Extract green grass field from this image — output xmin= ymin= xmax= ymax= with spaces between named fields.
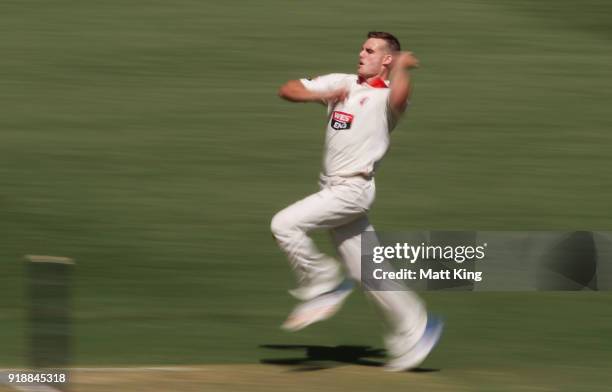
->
xmin=1 ymin=0 xmax=612 ymax=390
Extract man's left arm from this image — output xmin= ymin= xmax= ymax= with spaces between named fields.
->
xmin=388 ymin=52 xmax=419 ymax=115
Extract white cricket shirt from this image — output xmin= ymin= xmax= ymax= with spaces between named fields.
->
xmin=300 ymin=73 xmax=404 ymax=177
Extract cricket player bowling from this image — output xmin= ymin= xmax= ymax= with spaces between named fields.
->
xmin=271 ymin=32 xmax=443 ymax=371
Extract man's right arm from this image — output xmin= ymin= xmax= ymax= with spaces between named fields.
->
xmin=278 ymin=79 xmax=348 ymax=105
xmin=388 ymin=52 xmax=419 ymax=115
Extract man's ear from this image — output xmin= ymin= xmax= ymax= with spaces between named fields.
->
xmin=383 ymin=53 xmax=394 ymax=67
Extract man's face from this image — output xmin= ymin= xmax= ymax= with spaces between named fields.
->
xmin=358 ymin=38 xmax=393 ymax=78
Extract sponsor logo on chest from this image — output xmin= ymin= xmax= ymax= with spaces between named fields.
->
xmin=330 ymin=111 xmax=354 ymax=130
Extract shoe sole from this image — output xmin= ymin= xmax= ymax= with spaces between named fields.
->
xmin=281 ymin=281 xmax=354 ymax=331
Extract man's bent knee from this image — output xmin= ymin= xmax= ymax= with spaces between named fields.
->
xmin=270 ymin=210 xmax=293 ymax=239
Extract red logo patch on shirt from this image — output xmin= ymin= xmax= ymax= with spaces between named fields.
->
xmin=330 ymin=111 xmax=354 ymax=130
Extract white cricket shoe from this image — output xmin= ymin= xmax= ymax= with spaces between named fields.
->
xmin=281 ymin=280 xmax=354 ymax=332
xmin=385 ymin=314 xmax=444 ymax=372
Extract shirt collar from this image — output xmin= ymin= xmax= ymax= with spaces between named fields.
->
xmin=357 ymin=76 xmax=388 ymax=88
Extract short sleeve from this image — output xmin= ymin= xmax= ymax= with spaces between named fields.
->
xmin=300 ymin=73 xmax=351 ymax=93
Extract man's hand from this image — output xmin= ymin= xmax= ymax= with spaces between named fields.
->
xmin=392 ymin=51 xmax=419 ymax=70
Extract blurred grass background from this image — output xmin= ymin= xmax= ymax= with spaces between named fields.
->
xmin=1 ymin=0 xmax=611 ymax=386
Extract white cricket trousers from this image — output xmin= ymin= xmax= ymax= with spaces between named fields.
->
xmin=271 ymin=174 xmax=426 ymax=341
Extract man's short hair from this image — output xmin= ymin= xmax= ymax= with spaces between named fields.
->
xmin=367 ymin=31 xmax=401 ymax=52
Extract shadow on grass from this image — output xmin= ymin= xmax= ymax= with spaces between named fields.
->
xmin=259 ymin=344 xmax=439 ymax=373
